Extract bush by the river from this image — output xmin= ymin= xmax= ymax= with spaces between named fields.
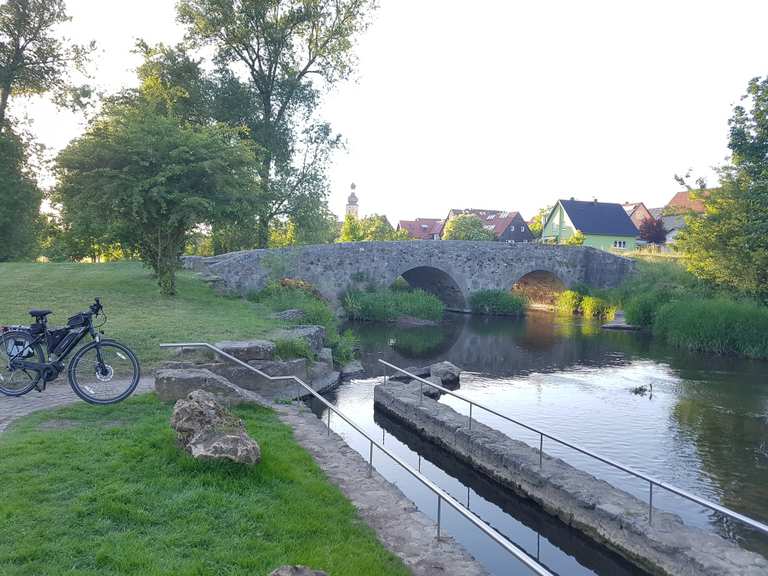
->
xmin=555 ymin=290 xmax=583 ymax=315
xmin=653 ymin=298 xmax=768 ymax=358
xmin=248 ymin=280 xmax=356 ymax=364
xmin=580 ymin=296 xmax=616 ymax=321
xmin=468 ymin=290 xmax=526 ymax=316
xmin=343 ymin=288 xmax=444 ymax=322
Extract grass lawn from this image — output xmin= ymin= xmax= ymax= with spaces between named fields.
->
xmin=0 ymin=395 xmax=410 ymax=576
xmin=0 ymin=262 xmax=281 ymax=368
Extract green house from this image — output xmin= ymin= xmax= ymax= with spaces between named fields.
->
xmin=541 ymin=199 xmax=638 ymax=251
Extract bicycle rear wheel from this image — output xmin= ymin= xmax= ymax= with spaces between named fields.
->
xmin=68 ymin=339 xmax=140 ymax=405
xmin=0 ymin=330 xmax=44 ymax=396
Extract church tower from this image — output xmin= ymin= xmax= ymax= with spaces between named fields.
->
xmin=346 ymin=183 xmax=359 ymax=217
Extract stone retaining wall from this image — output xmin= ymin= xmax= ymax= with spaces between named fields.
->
xmin=374 ymin=380 xmax=768 ymax=576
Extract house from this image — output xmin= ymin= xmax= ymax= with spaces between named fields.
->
xmin=441 ymin=209 xmax=534 ymax=243
xmin=622 ymin=202 xmax=654 ymax=230
xmin=397 ymin=218 xmax=443 ymax=240
xmin=541 ymin=198 xmax=638 ymax=251
xmin=646 ymin=188 xmax=714 ymax=243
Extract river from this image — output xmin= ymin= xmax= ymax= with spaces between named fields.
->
xmin=306 ymin=312 xmax=768 ymax=575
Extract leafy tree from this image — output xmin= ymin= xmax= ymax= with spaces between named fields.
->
xmin=639 ymin=217 xmax=666 ymax=244
xmin=528 ymin=205 xmax=552 ymax=238
xmin=337 ymin=214 xmax=406 ymax=242
xmin=678 ymin=76 xmax=768 ymax=300
xmin=442 ymin=214 xmax=495 ymax=241
xmin=176 ymin=0 xmax=375 ymax=248
xmin=564 ymin=230 xmax=585 ymax=245
xmin=54 ymin=103 xmax=256 ymax=295
xmin=0 ymin=0 xmax=93 ymax=128
xmin=0 ymin=128 xmax=41 ymax=260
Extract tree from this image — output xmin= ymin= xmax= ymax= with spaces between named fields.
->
xmin=638 ymin=217 xmax=666 ymax=244
xmin=442 ymin=214 xmax=495 ymax=241
xmin=0 ymin=0 xmax=93 ymax=129
xmin=564 ymin=230 xmax=585 ymax=245
xmin=177 ymin=0 xmax=375 ymax=248
xmin=677 ymin=76 xmax=768 ymax=300
xmin=337 ymin=213 xmax=407 ymax=242
xmin=54 ymin=103 xmax=256 ymax=295
xmin=0 ymin=128 xmax=41 ymax=260
xmin=528 ymin=205 xmax=552 ymax=238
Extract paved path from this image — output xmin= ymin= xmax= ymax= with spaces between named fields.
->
xmin=0 ymin=377 xmax=155 ymax=432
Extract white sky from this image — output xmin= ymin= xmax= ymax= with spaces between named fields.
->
xmin=16 ymin=0 xmax=768 ymax=223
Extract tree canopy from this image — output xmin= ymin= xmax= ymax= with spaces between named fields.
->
xmin=337 ymin=213 xmax=407 ymax=242
xmin=678 ymin=76 xmax=768 ymax=300
xmin=0 ymin=0 xmax=93 ymax=128
xmin=639 ymin=217 xmax=666 ymax=244
xmin=54 ymin=103 xmax=257 ymax=294
xmin=442 ymin=214 xmax=495 ymax=241
xmin=175 ymin=0 xmax=376 ymax=248
xmin=0 ymin=129 xmax=41 ymax=260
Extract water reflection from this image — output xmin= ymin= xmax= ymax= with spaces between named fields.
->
xmin=338 ymin=312 xmax=768 ymax=561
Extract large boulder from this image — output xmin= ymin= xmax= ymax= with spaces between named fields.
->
xmin=272 ymin=325 xmax=326 ymax=356
xmin=430 ymin=361 xmax=461 ymax=389
xmin=155 ymin=368 xmax=264 ymax=405
xmin=269 ymin=567 xmax=327 ymax=576
xmin=170 ymin=390 xmax=261 ymax=465
xmin=214 ymin=339 xmax=276 ymax=362
xmin=273 ymin=309 xmax=306 ymax=322
xmin=341 ymin=359 xmax=365 ymax=379
xmin=389 ymin=365 xmax=429 ymax=382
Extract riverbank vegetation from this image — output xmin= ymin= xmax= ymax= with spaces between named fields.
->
xmin=248 ymin=280 xmax=357 ymax=365
xmin=342 ymin=289 xmax=444 ymax=322
xmin=609 ymin=260 xmax=768 ymax=358
xmin=554 ymin=290 xmax=616 ymax=320
xmin=0 ymin=396 xmax=409 ymax=576
xmin=468 ymin=290 xmax=526 ymax=316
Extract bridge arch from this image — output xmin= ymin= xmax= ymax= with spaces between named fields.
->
xmin=392 ymin=265 xmax=467 ymax=310
xmin=510 ymin=269 xmax=567 ymax=307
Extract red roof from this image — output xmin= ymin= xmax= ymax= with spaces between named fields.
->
xmin=666 ymin=190 xmax=708 ymax=214
xmin=444 ymin=209 xmax=522 ymax=238
xmin=397 ymin=218 xmax=443 ymax=239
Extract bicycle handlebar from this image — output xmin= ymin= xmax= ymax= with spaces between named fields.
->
xmin=89 ymin=297 xmax=103 ymax=316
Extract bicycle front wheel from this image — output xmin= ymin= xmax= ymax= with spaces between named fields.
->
xmin=68 ymin=340 xmax=140 ymax=405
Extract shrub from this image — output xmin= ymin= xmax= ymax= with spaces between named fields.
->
xmin=624 ymin=290 xmax=671 ymax=327
xmin=580 ymin=295 xmax=616 ymax=320
xmin=275 ymin=338 xmax=314 ymax=360
xmin=468 ymin=290 xmax=526 ymax=316
xmin=555 ymin=290 xmax=583 ymax=314
xmin=343 ymin=289 xmax=444 ymax=322
xmin=653 ymin=298 xmax=768 ymax=358
xmin=331 ymin=329 xmax=359 ymax=365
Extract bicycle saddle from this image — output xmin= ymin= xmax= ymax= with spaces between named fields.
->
xmin=29 ymin=309 xmax=53 ymax=320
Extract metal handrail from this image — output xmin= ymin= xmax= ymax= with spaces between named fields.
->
xmin=161 ymin=343 xmax=553 ymax=576
xmin=379 ymin=359 xmax=768 ymax=536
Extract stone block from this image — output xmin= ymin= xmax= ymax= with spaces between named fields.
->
xmin=155 ymin=368 xmax=263 ymax=405
xmin=214 ymin=340 xmax=276 ymax=362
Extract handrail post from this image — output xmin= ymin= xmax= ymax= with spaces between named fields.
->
xmin=327 ymin=408 xmax=331 ymax=435
xmin=419 ymin=380 xmax=423 ymax=404
xmin=296 ymin=382 xmax=301 ymax=412
xmin=437 ymin=494 xmax=442 ymax=540
xmin=539 ymin=433 xmax=544 ymax=468
xmin=649 ymin=482 xmax=654 ymax=525
xmin=469 ymin=403 xmax=473 ymax=430
xmin=368 ymin=440 xmax=374 ymax=477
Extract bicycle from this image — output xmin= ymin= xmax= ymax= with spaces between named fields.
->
xmin=0 ymin=298 xmax=141 ymax=405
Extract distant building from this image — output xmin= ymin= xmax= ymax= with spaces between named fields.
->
xmin=541 ymin=198 xmax=638 ymax=251
xmin=622 ymin=202 xmax=654 ymax=231
xmin=441 ymin=209 xmax=534 ymax=243
xmin=345 ymin=183 xmax=359 ymax=218
xmin=397 ymin=218 xmax=443 ymax=240
xmin=647 ymin=188 xmax=714 ymax=243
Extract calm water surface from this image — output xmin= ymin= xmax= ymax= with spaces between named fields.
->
xmin=309 ymin=312 xmax=768 ymax=575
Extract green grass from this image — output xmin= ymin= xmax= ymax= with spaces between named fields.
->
xmin=468 ymin=290 xmax=526 ymax=316
xmin=0 ymin=395 xmax=409 ymax=576
xmin=0 ymin=262 xmax=282 ymax=368
xmin=342 ymin=289 xmax=444 ymax=322
xmin=580 ymin=296 xmax=616 ymax=321
xmin=555 ymin=290 xmax=583 ymax=315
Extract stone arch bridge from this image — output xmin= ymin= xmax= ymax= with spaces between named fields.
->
xmin=185 ymin=241 xmax=634 ymax=311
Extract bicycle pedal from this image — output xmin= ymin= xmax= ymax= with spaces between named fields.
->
xmin=34 ymin=382 xmax=46 ymax=392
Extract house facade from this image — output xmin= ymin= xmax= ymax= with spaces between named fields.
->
xmin=622 ymin=202 xmax=653 ymax=230
xmin=442 ymin=209 xmax=534 ymax=242
xmin=541 ymin=199 xmax=638 ymax=251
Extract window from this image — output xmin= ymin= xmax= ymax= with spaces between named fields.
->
xmin=510 ymin=225 xmax=515 ymax=231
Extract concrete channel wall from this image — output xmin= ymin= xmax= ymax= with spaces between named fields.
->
xmin=374 ymin=381 xmax=768 ymax=576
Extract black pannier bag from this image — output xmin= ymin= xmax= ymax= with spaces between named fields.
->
xmin=29 ymin=322 xmax=45 ymax=336
xmin=67 ymin=313 xmax=88 ymax=328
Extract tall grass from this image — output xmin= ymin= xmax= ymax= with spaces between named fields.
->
xmin=343 ymin=289 xmax=444 ymax=322
xmin=555 ymin=290 xmax=582 ymax=315
xmin=468 ymin=290 xmax=526 ymax=316
xmin=580 ymin=296 xmax=617 ymax=321
xmin=653 ymin=298 xmax=768 ymax=358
